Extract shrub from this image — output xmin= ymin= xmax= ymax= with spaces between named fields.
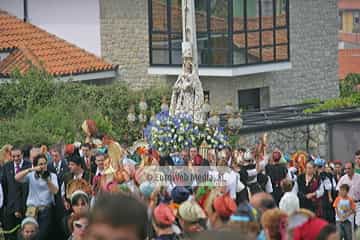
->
xmin=0 ymin=67 xmax=171 ymax=146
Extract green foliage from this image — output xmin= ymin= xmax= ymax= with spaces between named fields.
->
xmin=0 ymin=67 xmax=171 ymax=146
xmin=340 ymin=73 xmax=360 ymax=97
xmin=303 ymin=96 xmax=360 ymax=114
xmin=303 ymin=74 xmax=360 ymax=114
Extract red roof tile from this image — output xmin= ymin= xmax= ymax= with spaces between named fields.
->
xmin=339 ymin=49 xmax=360 ymax=79
xmin=338 ymin=0 xmax=360 ymax=10
xmin=0 ymin=10 xmax=116 ymax=77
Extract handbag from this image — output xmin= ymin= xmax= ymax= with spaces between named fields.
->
xmin=25 ymin=206 xmax=39 ymax=219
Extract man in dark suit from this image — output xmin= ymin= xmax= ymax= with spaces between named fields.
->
xmin=62 ymin=154 xmax=92 ymax=209
xmin=47 ymin=147 xmax=70 ymax=240
xmin=1 ymin=147 xmax=31 ymax=240
xmin=80 ymin=143 xmax=97 ymax=175
xmin=48 ymin=147 xmax=69 ymax=186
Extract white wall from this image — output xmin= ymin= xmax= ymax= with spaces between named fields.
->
xmin=0 ymin=0 xmax=101 ymax=56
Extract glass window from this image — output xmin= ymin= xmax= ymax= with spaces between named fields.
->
xmin=262 ymin=30 xmax=274 ymax=46
xmin=151 ymin=34 xmax=169 ymax=48
xmin=152 ymin=49 xmax=169 ymax=64
xmin=238 ymin=88 xmax=260 ymax=111
xmin=195 ymin=0 xmax=208 ymax=33
xmin=170 ymin=0 xmax=182 ymax=32
xmin=354 ymin=11 xmax=360 ymax=33
xmin=261 ymin=0 xmax=273 ymax=29
xmin=233 ymin=0 xmax=245 ymax=32
xmin=247 ymin=32 xmax=260 ymax=47
xmin=262 ymin=46 xmax=274 ymax=62
xmin=152 ymin=0 xmax=167 ymax=32
xmin=149 ymin=0 xmax=289 ymax=67
xmin=210 ymin=50 xmax=229 ymax=65
xmin=339 ymin=11 xmax=343 ymax=31
xmin=233 ymin=33 xmax=246 ymax=64
xmin=171 ymin=49 xmax=182 ymax=64
xmin=170 ymin=33 xmax=182 ymax=49
xmin=211 ymin=0 xmax=228 ymax=32
xmin=247 ymin=0 xmax=259 ymax=30
xmin=276 ymin=45 xmax=288 ymax=61
xmin=247 ymin=48 xmax=260 ymax=64
xmin=276 ymin=0 xmax=287 ymax=27
xmin=275 ymin=29 xmax=288 ymax=44
xmin=210 ymin=33 xmax=230 ymax=49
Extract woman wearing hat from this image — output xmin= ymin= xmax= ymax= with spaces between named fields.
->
xmin=152 ymin=203 xmax=178 ymax=240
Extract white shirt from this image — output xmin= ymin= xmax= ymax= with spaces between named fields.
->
xmin=279 ymin=192 xmax=300 ymax=215
xmin=336 ymin=173 xmax=360 ymax=201
xmin=24 ymin=172 xmax=58 ymax=206
xmin=53 ymin=160 xmax=62 ymax=174
xmin=95 ymin=168 xmax=104 ymax=176
xmin=224 ymin=170 xmax=244 ymax=199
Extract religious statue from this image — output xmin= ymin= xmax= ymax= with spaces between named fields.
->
xmin=170 ymin=58 xmax=204 ymax=123
xmin=169 ymin=0 xmax=205 ymax=124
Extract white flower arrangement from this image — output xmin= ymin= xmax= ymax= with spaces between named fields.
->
xmin=144 ymin=111 xmax=229 ymax=155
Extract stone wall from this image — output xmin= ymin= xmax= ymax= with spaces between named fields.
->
xmin=99 ymin=0 xmax=166 ymax=88
xmin=100 ymin=0 xmax=339 ymax=107
xmin=237 ymin=123 xmax=329 ymax=158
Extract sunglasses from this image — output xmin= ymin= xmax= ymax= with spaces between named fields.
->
xmin=74 ymin=221 xmax=88 ymax=230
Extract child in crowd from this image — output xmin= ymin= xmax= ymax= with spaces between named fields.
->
xmin=279 ymin=179 xmax=299 ymax=215
xmin=333 ymin=184 xmax=356 ymax=240
xmin=18 ymin=217 xmax=39 ymax=240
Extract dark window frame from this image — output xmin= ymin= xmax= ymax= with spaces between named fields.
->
xmin=238 ymin=88 xmax=261 ymax=112
xmin=148 ymin=0 xmax=290 ymax=67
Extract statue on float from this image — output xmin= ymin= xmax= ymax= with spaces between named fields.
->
xmin=169 ymin=0 xmax=204 ymax=125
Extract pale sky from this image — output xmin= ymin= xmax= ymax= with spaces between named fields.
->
xmin=0 ymin=0 xmax=101 ymax=56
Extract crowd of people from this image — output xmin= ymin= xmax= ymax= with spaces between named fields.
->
xmin=0 ymin=137 xmax=360 ymax=240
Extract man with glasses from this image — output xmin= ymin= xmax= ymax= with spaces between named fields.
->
xmin=337 ymin=161 xmax=360 ymax=228
xmin=1 ymin=147 xmax=31 ymax=240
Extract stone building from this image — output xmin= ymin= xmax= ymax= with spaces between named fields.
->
xmin=100 ymin=0 xmax=339 ymax=111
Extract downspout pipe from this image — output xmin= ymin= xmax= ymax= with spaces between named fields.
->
xmin=23 ymin=0 xmax=28 ymax=22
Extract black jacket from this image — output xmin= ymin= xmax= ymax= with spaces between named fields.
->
xmin=1 ymin=160 xmax=32 ymax=214
xmin=47 ymin=159 xmax=69 ymax=187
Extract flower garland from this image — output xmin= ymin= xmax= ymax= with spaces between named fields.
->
xmin=144 ymin=111 xmax=228 ymax=155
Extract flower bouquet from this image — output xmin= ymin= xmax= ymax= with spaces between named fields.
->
xmin=144 ymin=111 xmax=228 ymax=155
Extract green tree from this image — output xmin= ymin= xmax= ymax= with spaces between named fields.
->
xmin=0 ymin=67 xmax=170 ymax=146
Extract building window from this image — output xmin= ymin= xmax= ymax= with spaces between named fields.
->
xmin=238 ymin=88 xmax=260 ymax=111
xmin=149 ymin=0 xmax=290 ymax=67
xmin=339 ymin=11 xmax=343 ymax=31
xmin=204 ymin=90 xmax=210 ymax=102
xmin=354 ymin=11 xmax=360 ymax=33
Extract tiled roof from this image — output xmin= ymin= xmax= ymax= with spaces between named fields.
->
xmin=338 ymin=0 xmax=360 ymax=10
xmin=339 ymin=32 xmax=360 ymax=45
xmin=152 ymin=1 xmax=288 ymax=62
xmin=339 ymin=49 xmax=360 ymax=79
xmin=0 ymin=10 xmax=117 ymax=77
